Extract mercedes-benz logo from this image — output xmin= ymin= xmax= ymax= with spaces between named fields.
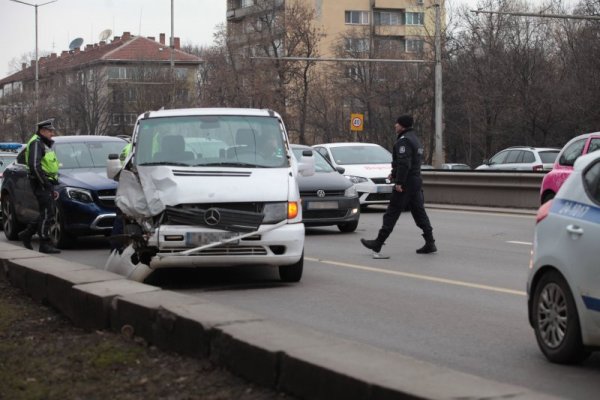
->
xmin=317 ymin=190 xmax=326 ymax=198
xmin=204 ymin=208 xmax=221 ymax=226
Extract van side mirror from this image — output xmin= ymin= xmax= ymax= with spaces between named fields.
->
xmin=298 ymin=150 xmax=315 ymax=177
xmin=107 ymin=153 xmax=121 ymax=180
xmin=336 ymin=166 xmax=345 ymax=174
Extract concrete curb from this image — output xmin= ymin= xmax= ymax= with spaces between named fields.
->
xmin=0 ymin=242 xmax=558 ymax=400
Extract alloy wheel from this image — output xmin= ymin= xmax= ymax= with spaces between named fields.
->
xmin=537 ymin=282 xmax=568 ymax=349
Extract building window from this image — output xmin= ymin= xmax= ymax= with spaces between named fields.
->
xmin=345 ymin=38 xmax=369 ymax=53
xmin=346 ymin=65 xmax=361 ymax=81
xmin=405 ymin=39 xmax=424 ymax=53
xmin=374 ymin=11 xmax=402 ymax=26
xmin=345 ymin=10 xmax=369 ymax=25
xmin=405 ymin=12 xmax=424 ymax=25
xmin=241 ymin=0 xmax=253 ymax=8
xmin=108 ymin=66 xmax=129 ymax=80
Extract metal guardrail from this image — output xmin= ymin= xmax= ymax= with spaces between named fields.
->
xmin=421 ymin=171 xmax=545 ymax=209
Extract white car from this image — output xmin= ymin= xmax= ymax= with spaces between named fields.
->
xmin=476 ymin=146 xmax=559 ymax=171
xmin=527 ymin=151 xmax=600 ymax=363
xmin=312 ymin=142 xmax=393 ymax=206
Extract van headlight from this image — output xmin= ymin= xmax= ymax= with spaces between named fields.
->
xmin=65 ymin=187 xmax=94 ymax=203
xmin=344 ymin=185 xmax=358 ymax=197
xmin=345 ymin=175 xmax=368 ymax=184
xmin=263 ymin=202 xmax=287 ymax=224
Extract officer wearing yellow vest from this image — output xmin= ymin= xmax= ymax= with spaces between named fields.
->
xmin=18 ymin=119 xmax=61 ymax=254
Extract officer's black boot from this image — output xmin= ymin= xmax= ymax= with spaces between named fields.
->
xmin=39 ymin=241 xmax=61 ymax=254
xmin=360 ymin=232 xmax=386 ymax=253
xmin=416 ymin=233 xmax=437 ymax=254
xmin=18 ymin=225 xmax=36 ymax=250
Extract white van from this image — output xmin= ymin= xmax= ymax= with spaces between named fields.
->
xmin=312 ymin=142 xmax=393 ymax=206
xmin=106 ymin=108 xmax=314 ymax=283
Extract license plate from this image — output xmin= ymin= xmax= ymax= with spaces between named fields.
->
xmin=377 ymin=185 xmax=393 ymax=193
xmin=307 ymin=201 xmax=339 ymax=210
xmin=185 ymin=232 xmax=239 ymax=246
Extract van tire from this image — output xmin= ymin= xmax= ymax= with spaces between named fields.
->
xmin=279 ymin=251 xmax=303 ymax=282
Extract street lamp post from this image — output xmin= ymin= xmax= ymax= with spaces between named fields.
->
xmin=9 ymin=0 xmax=58 ymax=121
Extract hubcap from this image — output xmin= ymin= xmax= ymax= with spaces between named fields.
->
xmin=3 ymin=199 xmax=12 ymax=233
xmin=537 ymin=283 xmax=568 ymax=349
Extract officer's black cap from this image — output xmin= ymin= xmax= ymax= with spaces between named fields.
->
xmin=37 ymin=118 xmax=56 ymax=131
xmin=396 ymin=115 xmax=413 ymax=128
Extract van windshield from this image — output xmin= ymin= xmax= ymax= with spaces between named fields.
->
xmin=135 ymin=115 xmax=288 ymax=168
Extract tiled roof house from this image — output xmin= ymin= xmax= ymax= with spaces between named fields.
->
xmin=0 ymin=32 xmax=203 ymax=136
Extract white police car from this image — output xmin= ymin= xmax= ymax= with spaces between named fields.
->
xmin=527 ymin=150 xmax=600 ymax=363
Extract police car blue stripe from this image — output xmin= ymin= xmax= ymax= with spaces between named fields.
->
xmin=582 ymin=296 xmax=600 ymax=312
xmin=550 ymin=198 xmax=600 ymax=224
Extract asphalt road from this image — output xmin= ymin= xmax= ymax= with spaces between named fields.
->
xmin=6 ymin=207 xmax=600 ymax=399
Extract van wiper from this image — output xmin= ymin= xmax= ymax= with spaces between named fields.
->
xmin=193 ymin=162 xmax=266 ymax=168
xmin=138 ymin=161 xmax=191 ymax=167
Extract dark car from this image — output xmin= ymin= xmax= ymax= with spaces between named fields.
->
xmin=1 ymin=135 xmax=127 ymax=248
xmin=291 ymin=144 xmax=360 ymax=232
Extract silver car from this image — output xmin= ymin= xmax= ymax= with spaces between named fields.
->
xmin=476 ymin=146 xmax=559 ymax=171
xmin=527 ymin=151 xmax=600 ymax=363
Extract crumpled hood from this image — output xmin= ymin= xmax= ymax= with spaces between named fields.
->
xmin=116 ymin=166 xmax=291 ymax=218
xmin=59 ymin=168 xmax=117 ymax=190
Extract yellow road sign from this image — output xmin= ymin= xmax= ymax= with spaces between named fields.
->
xmin=350 ymin=113 xmax=364 ymax=132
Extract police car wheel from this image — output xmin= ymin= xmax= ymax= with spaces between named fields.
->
xmin=532 ymin=270 xmax=589 ymax=364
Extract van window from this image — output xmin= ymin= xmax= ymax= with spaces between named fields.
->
xmin=135 ymin=115 xmax=289 ymax=168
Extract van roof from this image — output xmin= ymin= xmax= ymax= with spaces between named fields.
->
xmin=142 ymin=108 xmax=281 ymax=120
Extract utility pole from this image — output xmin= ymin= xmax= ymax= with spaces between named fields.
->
xmin=170 ymin=0 xmax=175 ymax=72
xmin=433 ymin=1 xmax=444 ymax=168
xmin=9 ymin=0 xmax=58 ymax=122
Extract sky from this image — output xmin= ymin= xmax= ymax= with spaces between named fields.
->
xmin=0 ymin=0 xmax=227 ymax=78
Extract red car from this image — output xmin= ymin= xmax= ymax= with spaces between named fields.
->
xmin=540 ymin=132 xmax=600 ymax=203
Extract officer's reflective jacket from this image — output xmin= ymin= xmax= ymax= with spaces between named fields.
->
xmin=24 ymin=133 xmax=59 ymax=187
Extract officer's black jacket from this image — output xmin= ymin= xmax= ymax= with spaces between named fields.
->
xmin=390 ymin=128 xmax=423 ymax=188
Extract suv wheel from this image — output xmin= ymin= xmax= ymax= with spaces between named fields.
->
xmin=2 ymin=194 xmax=24 ymax=240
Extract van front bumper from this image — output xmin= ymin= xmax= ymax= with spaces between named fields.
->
xmin=148 ymin=222 xmax=305 ymax=269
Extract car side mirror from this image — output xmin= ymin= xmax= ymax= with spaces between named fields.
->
xmin=298 ymin=149 xmax=315 ymax=177
xmin=483 ymin=159 xmax=490 ymax=165
xmin=336 ymin=166 xmax=345 ymax=174
xmin=107 ymin=153 xmax=121 ymax=180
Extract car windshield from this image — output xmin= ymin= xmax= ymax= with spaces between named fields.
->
xmin=330 ymin=145 xmax=391 ymax=165
xmin=292 ymin=148 xmax=335 ymax=173
xmin=135 ymin=115 xmax=288 ymax=168
xmin=539 ymin=151 xmax=559 ymax=164
xmin=54 ymin=140 xmax=126 ymax=169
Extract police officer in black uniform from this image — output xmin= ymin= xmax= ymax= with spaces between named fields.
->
xmin=360 ymin=115 xmax=437 ymax=255
xmin=18 ymin=119 xmax=61 ymax=254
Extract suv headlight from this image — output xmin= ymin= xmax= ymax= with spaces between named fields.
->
xmin=263 ymin=202 xmax=287 ymax=224
xmin=345 ymin=175 xmax=368 ymax=184
xmin=344 ymin=185 xmax=358 ymax=197
xmin=65 ymin=187 xmax=94 ymax=203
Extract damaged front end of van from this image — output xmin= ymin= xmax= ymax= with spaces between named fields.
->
xmin=105 ymin=108 xmax=314 ymax=283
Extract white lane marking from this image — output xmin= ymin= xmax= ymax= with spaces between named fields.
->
xmin=306 ymin=257 xmax=526 ymax=297
xmin=507 ymin=241 xmax=532 ymax=246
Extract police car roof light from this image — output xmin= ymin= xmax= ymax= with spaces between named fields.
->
xmin=0 ymin=143 xmax=23 ymax=151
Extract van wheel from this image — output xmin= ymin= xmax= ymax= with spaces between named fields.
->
xmin=279 ymin=251 xmax=303 ymax=282
xmin=338 ymin=221 xmax=358 ymax=233
xmin=2 ymin=194 xmax=24 ymax=240
xmin=532 ymin=270 xmax=589 ymax=364
xmin=541 ymin=191 xmax=555 ymax=204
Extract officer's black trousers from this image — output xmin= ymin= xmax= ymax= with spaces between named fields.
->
xmin=28 ymin=179 xmax=56 ymax=241
xmin=377 ymin=186 xmax=433 ymax=243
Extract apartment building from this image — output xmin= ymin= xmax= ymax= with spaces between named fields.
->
xmin=226 ymin=0 xmax=441 ymax=58
xmin=0 ymin=32 xmax=202 ymax=138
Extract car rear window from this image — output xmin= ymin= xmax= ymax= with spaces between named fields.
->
xmin=588 ymin=138 xmax=600 ymax=154
xmin=539 ymin=151 xmax=559 ymax=164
